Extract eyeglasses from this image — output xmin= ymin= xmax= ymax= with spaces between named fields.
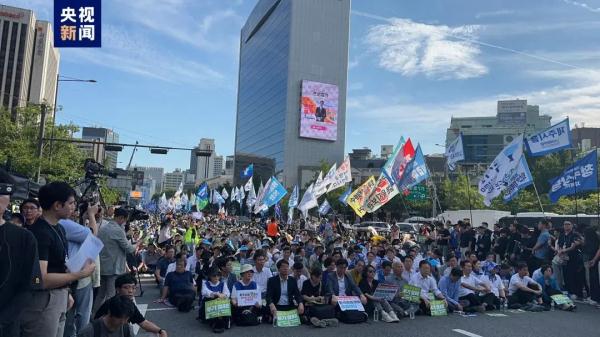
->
xmin=21 ymin=206 xmax=38 ymax=211
xmin=367 ymin=270 xmax=375 ymax=274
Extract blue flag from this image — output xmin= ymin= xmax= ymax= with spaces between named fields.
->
xmin=548 ymin=150 xmax=598 ymax=203
xmin=398 ymin=145 xmax=429 ymax=191
xmin=195 ymin=182 xmax=209 ymax=210
xmin=241 ymin=164 xmax=254 ymax=179
xmin=288 ymin=185 xmax=299 ymax=209
xmin=503 ymin=157 xmax=534 ymax=202
xmin=274 ymin=203 xmax=282 ymax=219
xmin=318 ymin=200 xmax=331 ymax=215
xmin=526 ymin=118 xmax=572 ymax=156
xmin=339 ymin=185 xmax=352 ymax=206
xmin=262 ymin=177 xmax=288 ymax=208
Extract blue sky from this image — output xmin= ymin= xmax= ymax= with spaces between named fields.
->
xmin=12 ymin=0 xmax=600 ymax=173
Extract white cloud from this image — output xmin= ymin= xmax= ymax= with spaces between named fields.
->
xmin=63 ymin=25 xmax=225 ymax=86
xmin=562 ymin=0 xmax=600 ymax=13
xmin=365 ymin=18 xmax=488 ymax=80
xmin=475 ymin=9 xmax=515 ymax=19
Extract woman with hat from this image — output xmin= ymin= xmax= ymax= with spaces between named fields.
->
xmin=200 ymin=267 xmax=231 ymax=333
xmin=231 ymin=264 xmax=262 ymax=326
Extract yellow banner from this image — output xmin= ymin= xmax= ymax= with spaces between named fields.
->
xmin=346 ymin=176 xmax=376 ymax=217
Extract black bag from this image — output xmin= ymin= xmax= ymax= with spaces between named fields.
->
xmin=236 ymin=309 xmax=260 ymax=326
xmin=309 ymin=304 xmax=336 ymax=320
xmin=338 ymin=310 xmax=368 ymax=324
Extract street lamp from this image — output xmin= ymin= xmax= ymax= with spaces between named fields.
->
xmin=48 ymin=74 xmax=97 ymax=163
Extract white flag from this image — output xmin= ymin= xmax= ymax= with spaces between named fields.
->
xmin=298 ymin=183 xmax=318 ymax=214
xmin=313 ymin=171 xmax=328 ymax=199
xmin=525 ymin=118 xmax=572 ymax=156
xmin=246 ymin=182 xmax=257 ymax=208
xmin=221 ymin=188 xmax=229 ymax=200
xmin=478 ymin=134 xmax=524 ymax=206
xmin=327 ymin=156 xmax=352 ymax=192
xmin=254 ymin=179 xmax=271 ymax=213
xmin=244 ymin=176 xmax=253 ymax=192
xmin=445 ymin=133 xmax=465 ymax=171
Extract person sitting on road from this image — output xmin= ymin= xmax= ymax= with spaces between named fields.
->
xmin=458 ymin=260 xmax=490 ymax=313
xmin=508 ymin=262 xmax=544 ymax=309
xmin=325 ymin=258 xmax=367 ymax=307
xmin=200 ymin=267 xmax=231 ymax=333
xmin=359 ymin=265 xmax=399 ymax=322
xmin=157 ymin=259 xmax=196 ymax=312
xmin=231 ymin=264 xmax=262 ymax=326
xmin=95 ymin=274 xmax=168 ymax=336
xmin=534 ymin=265 xmax=576 ymax=311
xmin=438 ymin=267 xmax=464 ymax=313
xmin=265 ymin=260 xmax=305 ymax=323
xmin=410 ymin=260 xmax=447 ymax=315
xmin=79 ymin=295 xmax=136 ymax=337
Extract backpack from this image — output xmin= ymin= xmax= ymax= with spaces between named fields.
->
xmin=92 ymin=319 xmax=131 ymax=337
xmin=338 ymin=310 xmax=368 ymax=324
xmin=236 ymin=309 xmax=260 ymax=326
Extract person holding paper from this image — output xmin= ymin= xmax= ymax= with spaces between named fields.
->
xmin=325 ymin=259 xmax=367 ymax=306
xmin=200 ymin=267 xmax=231 ymax=333
xmin=359 ymin=265 xmax=399 ymax=322
xmin=266 ymin=259 xmax=304 ymax=323
xmin=231 ymin=264 xmax=262 ymax=325
xmin=410 ymin=260 xmax=446 ymax=314
xmin=534 ymin=265 xmax=575 ymax=311
xmin=438 ymin=267 xmax=464 ymax=313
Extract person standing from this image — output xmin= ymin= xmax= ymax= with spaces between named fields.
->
xmin=21 ymin=182 xmax=96 ymax=337
xmin=19 ymin=198 xmax=41 ymax=230
xmin=556 ymin=221 xmax=584 ymax=299
xmin=0 ymin=169 xmax=42 ymax=336
xmin=531 ymin=220 xmax=552 ymax=272
xmin=93 ymin=208 xmax=136 ymax=315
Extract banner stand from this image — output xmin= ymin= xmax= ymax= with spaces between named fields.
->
xmin=462 ymin=165 xmax=474 ymax=223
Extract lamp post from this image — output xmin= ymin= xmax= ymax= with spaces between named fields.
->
xmin=48 ymin=74 xmax=97 ymax=164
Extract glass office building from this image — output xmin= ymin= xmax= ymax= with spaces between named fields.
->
xmin=234 ymin=0 xmax=350 ymax=187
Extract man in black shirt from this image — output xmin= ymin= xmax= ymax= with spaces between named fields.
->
xmin=20 ymin=182 xmax=96 ymax=337
xmin=0 ymin=168 xmax=42 ymax=337
xmin=95 ymin=274 xmax=167 ymax=336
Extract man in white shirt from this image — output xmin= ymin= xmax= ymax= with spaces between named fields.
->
xmin=458 ymin=260 xmax=490 ymax=312
xmin=252 ymin=251 xmax=272 ymax=298
xmin=508 ymin=263 xmax=543 ymax=306
xmin=409 ymin=261 xmax=445 ymax=312
xmin=480 ymin=264 xmax=506 ymax=309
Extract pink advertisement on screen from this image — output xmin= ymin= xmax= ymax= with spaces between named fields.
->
xmin=300 ymin=80 xmax=338 ymax=141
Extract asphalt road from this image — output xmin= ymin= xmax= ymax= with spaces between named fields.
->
xmin=133 ymin=276 xmax=598 ymax=337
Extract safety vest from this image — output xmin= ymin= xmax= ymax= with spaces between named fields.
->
xmin=267 ymin=222 xmax=279 ymax=237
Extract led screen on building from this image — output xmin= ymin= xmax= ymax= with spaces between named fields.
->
xmin=300 ymin=80 xmax=338 ymax=141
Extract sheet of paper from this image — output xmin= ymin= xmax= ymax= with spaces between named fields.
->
xmin=66 ymin=234 xmax=104 ymax=272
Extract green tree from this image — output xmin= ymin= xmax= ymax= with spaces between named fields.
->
xmin=0 ymin=105 xmax=85 ymax=182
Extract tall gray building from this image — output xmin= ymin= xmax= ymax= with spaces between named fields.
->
xmin=80 ymin=127 xmax=120 ymax=169
xmin=234 ymin=0 xmax=350 ymax=188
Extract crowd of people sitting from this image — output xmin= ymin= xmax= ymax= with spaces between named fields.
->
xmin=1 ymin=169 xmax=599 ymax=336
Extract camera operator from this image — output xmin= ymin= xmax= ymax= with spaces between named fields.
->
xmin=93 ymin=208 xmax=138 ymax=315
xmin=20 ymin=182 xmax=96 ymax=337
xmin=0 ymin=168 xmax=42 ymax=337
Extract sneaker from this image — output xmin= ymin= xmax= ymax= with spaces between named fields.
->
xmin=381 ymin=311 xmax=394 ymax=323
xmin=475 ymin=305 xmax=486 ymax=313
xmin=322 ymin=318 xmax=339 ymax=327
xmin=388 ymin=311 xmax=400 ymax=322
xmin=310 ymin=317 xmax=327 ymax=328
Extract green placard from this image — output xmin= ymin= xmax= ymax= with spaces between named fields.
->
xmin=430 ymin=300 xmax=447 ymax=316
xmin=231 ymin=261 xmax=241 ymax=276
xmin=276 ymin=310 xmax=301 ymax=327
xmin=551 ymin=294 xmax=573 ymax=305
xmin=402 ymin=284 xmax=422 ymax=303
xmin=407 ymin=185 xmax=428 ymax=201
xmin=205 ymin=298 xmax=231 ymax=319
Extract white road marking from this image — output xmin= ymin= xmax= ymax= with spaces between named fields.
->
xmin=146 ymin=307 xmax=177 ymax=312
xmin=453 ymin=329 xmax=484 ymax=337
xmin=133 ymin=304 xmax=147 ymax=335
xmin=485 ymin=313 xmax=508 ymax=317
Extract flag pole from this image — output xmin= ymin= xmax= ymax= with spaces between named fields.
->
xmin=528 ymin=156 xmax=546 ymax=215
xmin=463 ymin=164 xmax=474 ymax=223
xmin=571 ymin=148 xmax=579 ymax=225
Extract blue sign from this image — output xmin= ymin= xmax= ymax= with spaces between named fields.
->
xmin=526 ymin=119 xmax=572 ymax=156
xmin=241 ymin=164 xmax=253 ymax=179
xmin=54 ymin=0 xmax=101 ymax=47
xmin=262 ymin=177 xmax=287 ymax=208
xmin=548 ymin=150 xmax=598 ymax=203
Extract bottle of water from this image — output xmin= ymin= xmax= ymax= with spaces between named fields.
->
xmin=502 ymin=299 xmax=508 ymax=312
xmin=551 ymin=301 xmax=555 ymax=311
xmin=409 ymin=309 xmax=415 ymax=320
xmin=273 ymin=315 xmax=277 ymax=327
xmin=373 ymin=307 xmax=380 ymax=322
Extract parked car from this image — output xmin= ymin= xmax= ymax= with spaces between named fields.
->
xmin=394 ymin=222 xmax=420 ymax=234
xmin=352 ymin=221 xmax=391 ymax=234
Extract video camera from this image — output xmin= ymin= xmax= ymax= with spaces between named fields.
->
xmin=84 ymin=159 xmax=118 ymax=180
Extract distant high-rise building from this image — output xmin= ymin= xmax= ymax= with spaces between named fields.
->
xmin=163 ymin=169 xmax=184 ymax=192
xmin=213 ymin=155 xmax=224 ymax=176
xmin=80 ymin=127 xmax=120 ymax=169
xmin=28 ymin=20 xmax=59 ymax=112
xmin=225 ymin=155 xmax=234 ymax=176
xmin=133 ymin=166 xmax=164 ymax=194
xmin=0 ymin=5 xmax=59 ymax=118
xmin=234 ymin=0 xmax=350 ymax=187
xmin=446 ymin=99 xmax=551 ymax=165
xmin=192 ymin=138 xmax=217 ymax=182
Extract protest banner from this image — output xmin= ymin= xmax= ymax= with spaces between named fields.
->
xmin=373 ymin=284 xmax=399 ymax=301
xmin=403 ymin=284 xmax=422 ymax=303
xmin=430 ymin=300 xmax=447 ymax=316
xmin=337 ymin=296 xmax=365 ymax=312
xmin=551 ymin=294 xmax=573 ymax=305
xmin=276 ymin=310 xmax=301 ymax=327
xmin=205 ymin=298 xmax=231 ymax=319
xmin=236 ymin=289 xmax=261 ymax=307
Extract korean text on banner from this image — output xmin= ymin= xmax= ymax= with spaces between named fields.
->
xmin=526 ymin=119 xmax=572 ymax=156
xmin=328 ymin=156 xmax=353 ymax=192
xmin=236 ymin=289 xmax=261 ymax=307
xmin=503 ymin=157 xmax=534 ymax=202
xmin=205 ymin=298 xmax=231 ymax=319
xmin=430 ymin=300 xmax=447 ymax=316
xmin=363 ymin=174 xmax=399 ymax=213
xmin=403 ymin=284 xmax=422 ymax=303
xmin=445 ymin=133 xmax=465 ymax=171
xmin=275 ymin=310 xmax=301 ymax=327
xmin=548 ymin=150 xmax=598 ymax=203
xmin=478 ymin=135 xmax=524 ymax=206
xmin=346 ymin=176 xmax=376 ymax=217
xmin=337 ymin=296 xmax=365 ymax=312
xmin=373 ymin=284 xmax=399 ymax=301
